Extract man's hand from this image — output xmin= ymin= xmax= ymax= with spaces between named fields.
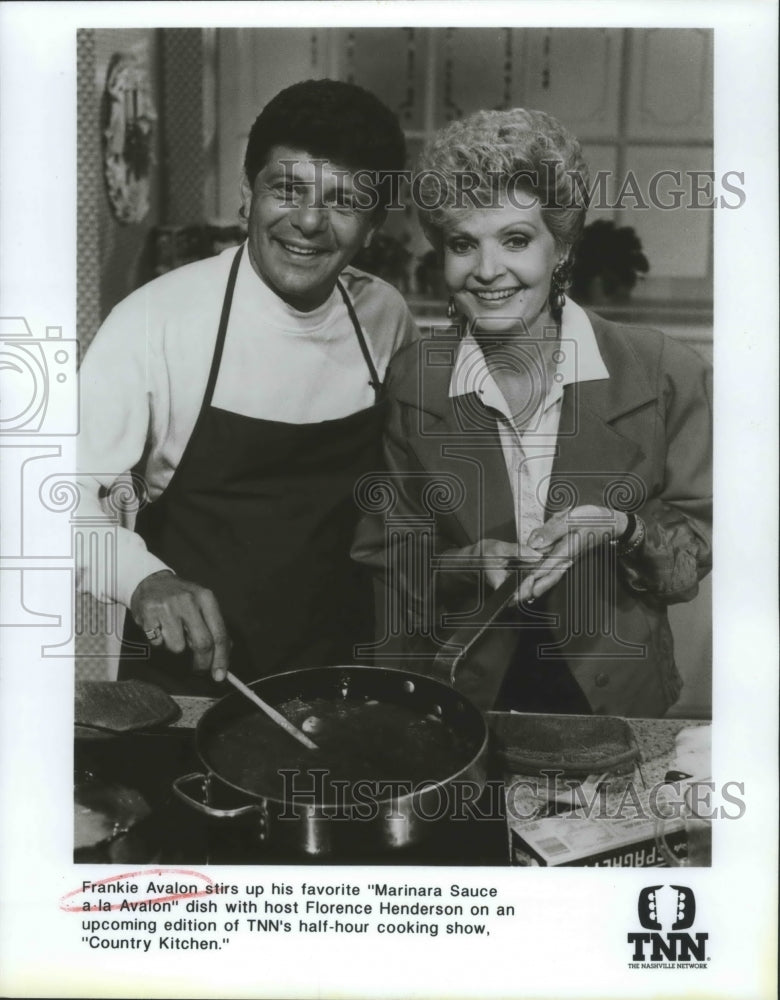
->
xmin=130 ymin=571 xmax=230 ymax=682
xmin=454 ymin=539 xmax=543 ymax=590
xmin=518 ymin=506 xmax=629 ymax=603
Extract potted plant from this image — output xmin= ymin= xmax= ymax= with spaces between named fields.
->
xmin=569 ymin=220 xmax=650 ymax=305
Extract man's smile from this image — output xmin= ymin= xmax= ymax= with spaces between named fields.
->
xmin=276 ymin=239 xmax=327 ymax=258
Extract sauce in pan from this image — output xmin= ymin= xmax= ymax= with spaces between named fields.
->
xmin=205 ymin=695 xmax=481 ymax=803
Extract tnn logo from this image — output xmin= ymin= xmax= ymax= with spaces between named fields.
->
xmin=627 ymin=885 xmax=708 ymax=962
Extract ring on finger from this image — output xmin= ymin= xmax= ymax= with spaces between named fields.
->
xmin=144 ymin=624 xmax=163 ymax=642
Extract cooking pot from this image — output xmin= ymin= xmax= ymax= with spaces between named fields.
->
xmin=173 ymin=665 xmax=488 ymax=857
xmin=74 ymin=771 xmax=160 ymax=863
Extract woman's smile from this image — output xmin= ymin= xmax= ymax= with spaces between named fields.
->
xmin=468 ymin=285 xmax=523 ymax=304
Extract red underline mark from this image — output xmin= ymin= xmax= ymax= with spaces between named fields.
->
xmin=59 ymin=867 xmax=215 ymax=912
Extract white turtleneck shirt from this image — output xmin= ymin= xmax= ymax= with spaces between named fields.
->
xmin=77 ymin=244 xmax=418 ymax=606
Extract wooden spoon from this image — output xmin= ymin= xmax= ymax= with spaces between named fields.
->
xmin=225 ymin=671 xmax=318 ymax=750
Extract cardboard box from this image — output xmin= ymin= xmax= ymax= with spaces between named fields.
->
xmin=507 ymin=811 xmax=687 ymax=867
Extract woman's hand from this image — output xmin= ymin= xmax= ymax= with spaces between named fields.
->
xmin=453 ymin=538 xmax=543 ymax=590
xmin=130 ymin=570 xmax=231 ymax=682
xmin=518 ymin=506 xmax=629 ymax=602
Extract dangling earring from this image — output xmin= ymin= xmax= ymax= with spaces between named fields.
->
xmin=447 ymin=297 xmax=457 ymax=320
xmin=549 ymin=260 xmax=570 ymax=324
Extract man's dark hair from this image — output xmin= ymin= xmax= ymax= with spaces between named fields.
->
xmin=244 ymin=79 xmax=406 ymax=210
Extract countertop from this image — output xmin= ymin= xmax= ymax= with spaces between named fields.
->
xmin=76 ymin=697 xmax=709 ymax=867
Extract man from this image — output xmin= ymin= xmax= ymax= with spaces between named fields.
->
xmin=77 ymin=79 xmax=415 ymax=693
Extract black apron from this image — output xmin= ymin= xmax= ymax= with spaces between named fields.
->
xmin=119 ymin=245 xmax=384 ymax=695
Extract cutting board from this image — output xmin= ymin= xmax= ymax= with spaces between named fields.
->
xmin=75 ymin=680 xmax=180 ymax=734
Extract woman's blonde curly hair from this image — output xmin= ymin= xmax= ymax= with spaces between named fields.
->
xmin=416 ymin=108 xmax=590 ymax=252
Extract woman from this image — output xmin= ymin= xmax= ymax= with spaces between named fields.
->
xmin=353 ymin=108 xmax=712 ymax=717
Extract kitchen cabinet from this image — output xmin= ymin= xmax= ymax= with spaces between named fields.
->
xmin=338 ymin=28 xmax=428 ymax=133
xmin=626 ymin=28 xmax=713 ymax=142
xmin=521 ymin=28 xmax=623 ymax=140
xmin=432 ymin=28 xmax=517 ymax=124
xmin=620 ymin=144 xmax=713 ymax=280
xmin=337 ymin=27 xmax=625 ymax=138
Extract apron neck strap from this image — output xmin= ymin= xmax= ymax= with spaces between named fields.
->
xmin=204 ymin=247 xmax=382 ymax=411
xmin=203 ymin=242 xmax=245 ymax=408
xmin=336 ymin=278 xmax=382 ymax=396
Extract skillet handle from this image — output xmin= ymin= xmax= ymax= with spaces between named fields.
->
xmin=433 ymin=575 xmax=521 ymax=710
xmin=172 ymin=772 xmax=263 ymax=820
